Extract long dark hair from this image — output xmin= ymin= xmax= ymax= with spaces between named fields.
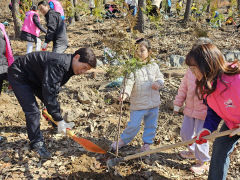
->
xmin=185 ymin=44 xmax=240 ymax=99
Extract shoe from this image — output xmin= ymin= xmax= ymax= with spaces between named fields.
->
xmin=111 ymin=139 xmax=125 ymax=151
xmin=140 ymin=143 xmax=150 ymax=152
xmin=31 ymin=141 xmax=51 ymax=159
xmin=179 ymin=150 xmax=195 ymax=159
xmin=190 ymin=161 xmax=209 ymax=175
xmin=0 ymin=136 xmax=6 ymax=143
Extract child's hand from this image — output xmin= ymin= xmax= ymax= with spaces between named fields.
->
xmin=173 ymin=111 xmax=178 ymax=115
xmin=42 ymin=43 xmax=48 ymax=51
xmin=151 ymin=82 xmax=160 ymax=90
xmin=230 ymin=125 xmax=240 ymax=137
xmin=119 ymin=94 xmax=128 ymax=102
xmin=119 ymin=96 xmax=123 ymax=102
xmin=173 ymin=106 xmax=180 ymax=114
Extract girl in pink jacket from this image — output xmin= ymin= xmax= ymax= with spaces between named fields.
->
xmin=21 ymin=5 xmax=46 ymax=54
xmin=173 ymin=37 xmax=212 ymax=175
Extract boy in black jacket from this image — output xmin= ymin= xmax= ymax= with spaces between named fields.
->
xmin=38 ymin=1 xmax=68 ymax=53
xmin=8 ymin=48 xmax=96 ymax=159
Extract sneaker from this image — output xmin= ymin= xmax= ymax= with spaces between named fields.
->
xmin=179 ymin=150 xmax=195 ymax=159
xmin=190 ymin=161 xmax=209 ymax=175
xmin=111 ymin=139 xmax=125 ymax=151
xmin=140 ymin=144 xmax=150 ymax=152
xmin=31 ymin=141 xmax=51 ymax=159
xmin=0 ymin=136 xmax=6 ymax=143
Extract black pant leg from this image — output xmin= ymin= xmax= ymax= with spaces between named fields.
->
xmin=8 ymin=74 xmax=43 ymax=146
xmin=33 ymin=88 xmax=44 ymax=102
xmin=0 ymin=73 xmax=7 ymax=94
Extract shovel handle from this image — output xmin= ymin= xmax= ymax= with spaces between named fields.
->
xmin=124 ymin=129 xmax=235 ymax=161
xmin=42 ymin=109 xmax=58 ymax=125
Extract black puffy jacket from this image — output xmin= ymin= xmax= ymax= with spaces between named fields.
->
xmin=44 ymin=9 xmax=68 ymax=48
xmin=8 ymin=51 xmax=74 ymax=122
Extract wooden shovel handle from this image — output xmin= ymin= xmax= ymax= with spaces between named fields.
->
xmin=42 ymin=109 xmax=58 ymax=125
xmin=124 ymin=129 xmax=235 ymax=161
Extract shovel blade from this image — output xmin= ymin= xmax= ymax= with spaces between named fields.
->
xmin=42 ymin=109 xmax=106 ymax=154
xmin=71 ymin=135 xmax=106 ymax=154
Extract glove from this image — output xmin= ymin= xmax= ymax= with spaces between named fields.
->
xmin=230 ymin=125 xmax=240 ymax=137
xmin=42 ymin=43 xmax=48 ymax=51
xmin=195 ymin=128 xmax=211 ymax=144
xmin=58 ymin=120 xmax=75 ymax=134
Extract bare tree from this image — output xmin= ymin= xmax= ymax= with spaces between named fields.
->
xmin=135 ymin=0 xmax=146 ymax=33
xmin=11 ymin=0 xmax=22 ymax=38
xmin=206 ymin=0 xmax=211 ymax=12
xmin=73 ymin=0 xmax=80 ymax=21
xmin=183 ymin=0 xmax=192 ymax=23
xmin=68 ymin=0 xmax=75 ymax=25
xmin=238 ymin=0 xmax=240 ymax=11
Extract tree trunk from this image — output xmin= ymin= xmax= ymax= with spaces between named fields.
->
xmin=11 ymin=0 xmax=22 ymax=38
xmin=135 ymin=0 xmax=146 ymax=33
xmin=206 ymin=0 xmax=211 ymax=12
xmin=183 ymin=0 xmax=192 ymax=23
xmin=68 ymin=0 xmax=75 ymax=25
xmin=73 ymin=0 xmax=80 ymax=21
xmin=238 ymin=0 xmax=240 ymax=11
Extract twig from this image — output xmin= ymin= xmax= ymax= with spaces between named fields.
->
xmin=115 ymin=76 xmax=126 ymax=156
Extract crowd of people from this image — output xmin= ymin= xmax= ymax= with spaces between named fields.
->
xmin=0 ymin=0 xmax=239 ymax=180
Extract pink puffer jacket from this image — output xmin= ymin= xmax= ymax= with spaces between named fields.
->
xmin=173 ymin=69 xmax=207 ymax=120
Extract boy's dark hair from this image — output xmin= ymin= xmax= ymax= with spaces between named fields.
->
xmin=38 ymin=0 xmax=48 ymax=7
xmin=73 ymin=48 xmax=96 ymax=68
xmin=135 ymin=38 xmax=151 ymax=51
xmin=31 ymin=5 xmax=37 ymax=11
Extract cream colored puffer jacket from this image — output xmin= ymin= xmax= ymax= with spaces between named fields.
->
xmin=123 ymin=61 xmax=164 ymax=111
xmin=152 ymin=0 xmax=162 ymax=8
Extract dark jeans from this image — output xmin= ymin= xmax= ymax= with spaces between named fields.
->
xmin=208 ymin=123 xmax=239 ymax=180
xmin=0 ymin=73 xmax=7 ymax=94
xmin=8 ymin=72 xmax=44 ymax=146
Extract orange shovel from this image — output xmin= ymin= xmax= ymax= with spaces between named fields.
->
xmin=42 ymin=109 xmax=106 ymax=154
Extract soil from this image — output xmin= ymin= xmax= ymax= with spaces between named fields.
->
xmin=0 ymin=1 xmax=240 ymax=180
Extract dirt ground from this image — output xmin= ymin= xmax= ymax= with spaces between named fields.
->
xmin=0 ymin=1 xmax=240 ymax=180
